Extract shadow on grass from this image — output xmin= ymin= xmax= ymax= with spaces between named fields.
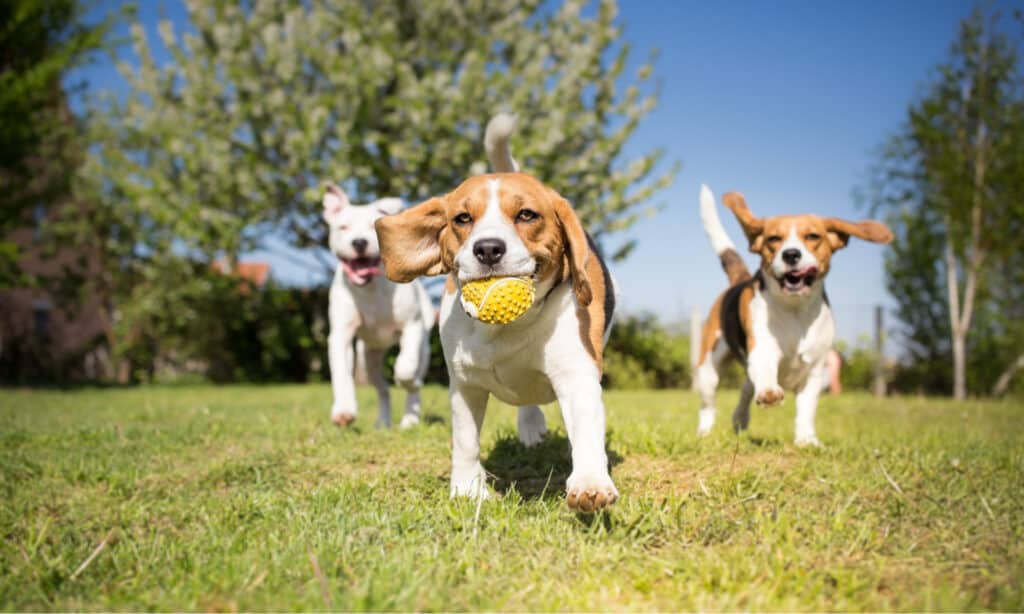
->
xmin=745 ymin=435 xmax=785 ymax=448
xmin=483 ymin=431 xmax=624 ymax=503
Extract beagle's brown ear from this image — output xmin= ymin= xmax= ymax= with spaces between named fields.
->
xmin=374 ymin=196 xmax=452 ymax=282
xmin=722 ymin=192 xmax=765 ymax=253
xmin=824 ymin=218 xmax=894 ymax=250
xmin=551 ymin=192 xmax=593 ymax=307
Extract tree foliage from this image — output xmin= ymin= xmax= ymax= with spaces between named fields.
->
xmin=79 ymin=0 xmax=678 ymax=379
xmin=866 ymin=8 xmax=1024 ymax=397
xmin=0 ymin=0 xmax=119 ymax=287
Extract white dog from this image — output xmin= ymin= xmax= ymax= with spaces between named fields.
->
xmin=323 ymin=185 xmax=434 ymax=429
xmin=374 ymin=115 xmax=619 ymax=512
xmin=694 ymin=185 xmax=892 ymax=445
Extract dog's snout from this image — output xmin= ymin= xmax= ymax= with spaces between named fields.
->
xmin=782 ymin=248 xmax=801 ymax=266
xmin=351 ymin=238 xmax=369 ymax=254
xmin=473 ymin=238 xmax=506 ymax=265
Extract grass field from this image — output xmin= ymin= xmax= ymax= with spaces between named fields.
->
xmin=1 ymin=384 xmax=1021 ymax=611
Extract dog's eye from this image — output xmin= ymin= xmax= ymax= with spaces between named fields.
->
xmin=806 ymin=233 xmax=821 ymax=241
xmin=515 ymin=209 xmax=539 ymax=223
xmin=453 ymin=213 xmax=473 ymax=226
xmin=767 ymin=235 xmax=783 ymax=244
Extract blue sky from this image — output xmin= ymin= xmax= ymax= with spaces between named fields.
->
xmin=70 ymin=1 xmax=1010 ymax=346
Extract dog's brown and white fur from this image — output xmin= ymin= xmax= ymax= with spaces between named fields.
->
xmin=695 ymin=185 xmax=892 ymax=446
xmin=374 ymin=115 xmax=618 ymax=512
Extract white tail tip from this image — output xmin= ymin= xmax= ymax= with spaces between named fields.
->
xmin=699 ymin=183 xmax=736 ymax=255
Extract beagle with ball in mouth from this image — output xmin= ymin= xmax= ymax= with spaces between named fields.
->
xmin=695 ymin=185 xmax=892 ymax=446
xmin=374 ymin=115 xmax=618 ymax=512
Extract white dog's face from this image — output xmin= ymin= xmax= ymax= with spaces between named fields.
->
xmin=323 ymin=184 xmax=403 ymax=286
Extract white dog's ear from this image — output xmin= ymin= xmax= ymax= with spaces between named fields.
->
xmin=322 ymin=184 xmax=349 ymax=225
xmin=374 ymin=198 xmax=404 ymax=216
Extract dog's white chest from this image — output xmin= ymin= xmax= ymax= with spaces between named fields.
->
xmin=750 ymin=290 xmax=834 ymax=389
xmin=439 ymin=285 xmax=589 ymax=407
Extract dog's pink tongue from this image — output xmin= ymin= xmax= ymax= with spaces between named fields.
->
xmin=351 ymin=262 xmax=380 ymax=276
xmin=800 ymin=266 xmax=819 ymax=277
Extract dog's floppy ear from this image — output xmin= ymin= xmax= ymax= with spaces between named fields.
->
xmin=551 ymin=191 xmax=593 ymax=307
xmin=322 ymin=184 xmax=349 ymax=225
xmin=374 ymin=196 xmax=452 ymax=282
xmin=722 ymin=192 xmax=766 ymax=253
xmin=374 ymin=197 xmax=404 ymax=216
xmin=824 ymin=218 xmax=894 ymax=250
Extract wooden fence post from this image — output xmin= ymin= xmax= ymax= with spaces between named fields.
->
xmin=872 ymin=305 xmax=887 ymax=397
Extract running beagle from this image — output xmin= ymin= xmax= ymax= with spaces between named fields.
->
xmin=694 ymin=185 xmax=892 ymax=446
xmin=374 ymin=116 xmax=618 ymax=512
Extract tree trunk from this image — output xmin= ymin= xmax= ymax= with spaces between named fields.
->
xmin=992 ymin=354 xmax=1024 ymax=397
xmin=944 ymin=236 xmax=968 ymax=400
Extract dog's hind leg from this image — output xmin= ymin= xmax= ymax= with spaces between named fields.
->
xmin=364 ymin=347 xmax=392 ymax=429
xmin=517 ymin=405 xmax=547 ymax=447
xmin=732 ymin=378 xmax=754 ymax=433
xmin=395 ymin=322 xmax=428 ymax=429
xmin=696 ymin=340 xmax=729 ymax=436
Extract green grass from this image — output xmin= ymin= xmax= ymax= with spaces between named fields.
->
xmin=1 ymin=385 xmax=1021 ymax=611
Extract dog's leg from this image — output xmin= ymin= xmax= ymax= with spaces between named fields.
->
xmin=449 ymin=384 xmax=491 ymax=499
xmin=794 ymin=360 xmax=826 ymax=447
xmin=395 ymin=322 xmax=427 ymax=429
xmin=364 ymin=347 xmax=392 ymax=429
xmin=696 ymin=341 xmax=729 ymax=436
xmin=328 ymin=328 xmax=358 ymax=427
xmin=553 ymin=374 xmax=618 ymax=512
xmin=517 ymin=405 xmax=547 ymax=447
xmin=732 ymin=378 xmax=755 ymax=432
xmin=747 ymin=342 xmax=785 ymax=407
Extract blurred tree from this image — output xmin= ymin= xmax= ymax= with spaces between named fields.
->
xmin=866 ymin=8 xmax=1024 ymax=398
xmin=0 ymin=0 xmax=119 ymax=287
xmin=80 ymin=0 xmax=678 ymax=379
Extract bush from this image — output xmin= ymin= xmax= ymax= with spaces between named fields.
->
xmin=602 ymin=312 xmax=690 ymax=389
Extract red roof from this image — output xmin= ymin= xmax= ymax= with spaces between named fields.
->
xmin=211 ymin=260 xmax=271 ymax=287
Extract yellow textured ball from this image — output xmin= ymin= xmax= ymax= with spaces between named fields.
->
xmin=460 ymin=276 xmax=536 ymax=324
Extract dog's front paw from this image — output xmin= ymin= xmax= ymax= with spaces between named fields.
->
xmin=331 ymin=409 xmax=356 ymax=427
xmin=756 ymin=387 xmax=785 ymax=407
xmin=450 ymin=465 xmax=490 ymax=500
xmin=399 ymin=414 xmax=420 ymax=430
xmin=566 ymin=472 xmax=619 ymax=513
xmin=795 ymin=434 xmax=823 ymax=448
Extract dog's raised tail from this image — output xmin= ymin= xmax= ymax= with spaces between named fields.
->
xmin=484 ymin=113 xmax=519 ymax=173
xmin=700 ymin=184 xmax=750 ymax=285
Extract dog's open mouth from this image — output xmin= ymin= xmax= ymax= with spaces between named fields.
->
xmin=778 ymin=266 xmax=818 ymax=294
xmin=341 ymin=256 xmax=381 ymax=286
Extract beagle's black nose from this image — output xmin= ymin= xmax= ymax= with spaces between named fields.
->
xmin=473 ymin=238 xmax=506 ymax=265
xmin=352 ymin=238 xmax=369 ymax=254
xmin=782 ymin=248 xmax=801 ymax=265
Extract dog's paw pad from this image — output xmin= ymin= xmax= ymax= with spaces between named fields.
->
xmin=566 ymin=473 xmax=618 ymax=513
xmin=756 ymin=388 xmax=785 ymax=407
